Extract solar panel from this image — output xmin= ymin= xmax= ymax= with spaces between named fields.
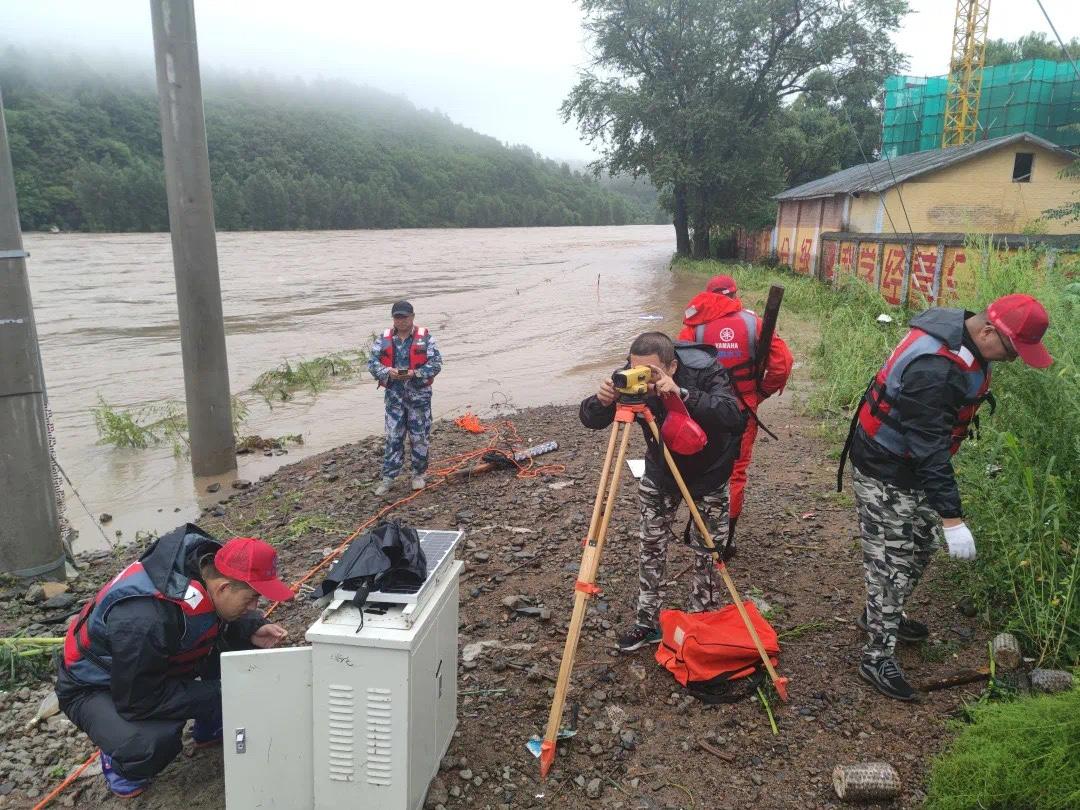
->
xmin=338 ymin=529 xmax=463 ymax=607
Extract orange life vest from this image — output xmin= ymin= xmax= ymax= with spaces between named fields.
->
xmin=378 ymin=326 xmax=432 ymax=386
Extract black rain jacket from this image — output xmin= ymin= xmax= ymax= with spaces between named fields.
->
xmin=579 ymin=343 xmax=746 ymax=498
xmin=850 ymin=308 xmax=989 ymax=519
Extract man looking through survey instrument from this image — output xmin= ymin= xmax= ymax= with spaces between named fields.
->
xmin=579 ymin=332 xmax=746 ymax=653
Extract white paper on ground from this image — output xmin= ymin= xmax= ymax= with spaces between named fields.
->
xmin=626 ymin=459 xmax=646 ymax=478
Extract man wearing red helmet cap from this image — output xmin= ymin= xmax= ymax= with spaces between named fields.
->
xmin=55 ymin=524 xmax=293 ymax=798
xmin=679 ymin=275 xmax=793 ymax=553
xmin=580 ymin=332 xmax=746 ymax=652
xmin=838 ymin=295 xmax=1052 ymax=701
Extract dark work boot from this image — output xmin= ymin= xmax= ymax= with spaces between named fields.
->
xmin=617 ymin=624 xmax=661 ymax=652
xmin=857 ymin=610 xmax=929 ymax=643
xmin=858 ymin=656 xmax=917 ymax=701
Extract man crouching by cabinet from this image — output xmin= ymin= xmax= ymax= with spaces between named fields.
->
xmin=56 ymin=525 xmax=293 ymax=798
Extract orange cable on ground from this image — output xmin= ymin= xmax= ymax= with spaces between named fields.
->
xmin=32 ymin=750 xmax=99 ymax=810
xmin=266 ymin=416 xmax=562 ymax=617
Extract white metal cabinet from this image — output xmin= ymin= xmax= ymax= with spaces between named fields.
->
xmin=221 ymin=646 xmax=314 ymax=809
xmin=221 ymin=536 xmax=461 ymax=810
xmin=305 ymin=559 xmax=462 ymax=810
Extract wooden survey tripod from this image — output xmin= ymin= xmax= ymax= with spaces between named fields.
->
xmin=538 ymin=397 xmax=789 ymax=778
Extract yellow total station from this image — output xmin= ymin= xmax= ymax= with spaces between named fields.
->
xmin=612 ymin=365 xmax=652 ymax=396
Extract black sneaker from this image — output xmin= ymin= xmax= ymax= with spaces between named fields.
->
xmin=859 ymin=657 xmax=917 ymax=701
xmin=617 ymin=624 xmax=661 ymax=652
xmin=856 ymin=611 xmax=929 ymax=643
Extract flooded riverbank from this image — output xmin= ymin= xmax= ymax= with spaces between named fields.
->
xmin=26 ymin=225 xmax=708 ymax=549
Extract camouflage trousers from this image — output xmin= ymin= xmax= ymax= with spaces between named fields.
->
xmin=636 ymin=476 xmax=729 ymax=628
xmin=382 ymin=387 xmax=432 ymax=478
xmin=853 ymin=467 xmax=942 ymax=662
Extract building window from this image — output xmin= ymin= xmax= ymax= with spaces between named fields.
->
xmin=1012 ymin=152 xmax=1034 ymax=182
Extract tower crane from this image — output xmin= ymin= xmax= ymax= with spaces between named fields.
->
xmin=942 ymin=0 xmax=992 ymax=147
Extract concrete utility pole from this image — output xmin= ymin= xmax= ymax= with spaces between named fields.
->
xmin=0 ymin=93 xmax=66 ymax=581
xmin=150 ymin=0 xmax=236 ymax=477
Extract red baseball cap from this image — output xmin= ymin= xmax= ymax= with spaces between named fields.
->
xmin=986 ymin=294 xmax=1052 ymax=368
xmin=215 ymin=538 xmax=295 ymax=601
xmin=706 ymin=275 xmax=738 ymax=295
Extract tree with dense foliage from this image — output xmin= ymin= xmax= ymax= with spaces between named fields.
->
xmin=1 ymin=48 xmax=657 ymax=232
xmin=562 ymin=0 xmax=908 ymax=256
xmin=983 ymin=31 xmax=1080 ymax=67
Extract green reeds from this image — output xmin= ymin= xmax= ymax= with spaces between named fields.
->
xmin=0 ymin=637 xmax=64 ymax=688
xmin=250 ymin=349 xmax=368 ymax=405
xmin=93 ymin=395 xmax=250 ymax=457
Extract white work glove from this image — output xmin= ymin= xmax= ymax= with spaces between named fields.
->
xmin=943 ymin=522 xmax=977 ymax=560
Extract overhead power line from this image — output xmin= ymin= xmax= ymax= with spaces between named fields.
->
xmin=1033 ymin=0 xmax=1080 ymax=80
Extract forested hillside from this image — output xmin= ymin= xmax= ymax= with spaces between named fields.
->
xmin=1 ymin=48 xmax=660 ymax=232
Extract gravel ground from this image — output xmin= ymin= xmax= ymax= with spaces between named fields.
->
xmin=0 ymin=391 xmax=990 ymax=810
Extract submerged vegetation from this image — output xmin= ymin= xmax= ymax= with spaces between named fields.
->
xmin=250 ymin=350 xmax=368 ymax=405
xmin=93 ymin=348 xmax=368 ymax=454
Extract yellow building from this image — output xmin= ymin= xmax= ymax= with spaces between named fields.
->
xmin=764 ymin=132 xmax=1078 ymax=307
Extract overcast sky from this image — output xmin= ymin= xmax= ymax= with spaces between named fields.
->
xmin=1 ymin=0 xmax=1076 ymax=161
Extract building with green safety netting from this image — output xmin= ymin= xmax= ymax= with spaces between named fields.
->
xmin=883 ymin=59 xmax=1080 ymax=158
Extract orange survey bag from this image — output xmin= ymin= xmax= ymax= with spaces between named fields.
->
xmin=655 ymin=602 xmax=780 ymax=703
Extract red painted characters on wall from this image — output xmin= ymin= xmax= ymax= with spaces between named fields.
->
xmin=838 ymin=244 xmax=854 ymax=278
xmin=821 ymin=241 xmax=838 ymax=281
xmin=880 ymin=247 xmax=906 ymax=305
xmin=796 ymin=237 xmax=814 ymax=275
xmin=940 ymin=249 xmax=967 ymax=303
xmin=857 ymin=245 xmax=877 ymax=285
xmin=778 ymin=237 xmax=792 ymax=266
xmin=908 ymin=249 xmax=938 ymax=307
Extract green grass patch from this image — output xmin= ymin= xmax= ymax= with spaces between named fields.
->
xmin=777 ymin=620 xmax=829 ymax=641
xmin=279 ymin=514 xmax=346 ymax=545
xmin=924 ymin=689 xmax=1080 ymax=810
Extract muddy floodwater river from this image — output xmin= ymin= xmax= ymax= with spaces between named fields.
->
xmin=24 ymin=225 xmax=708 ymax=550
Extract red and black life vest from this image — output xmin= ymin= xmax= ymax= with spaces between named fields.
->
xmin=858 ymin=327 xmax=992 ymax=458
xmin=378 ymin=326 xmax=432 ymax=386
xmin=694 ymin=309 xmax=759 ymax=399
xmin=62 ymin=561 xmax=220 ymax=688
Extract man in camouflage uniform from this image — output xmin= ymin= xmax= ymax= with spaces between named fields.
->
xmin=840 ymin=296 xmax=1052 ymax=700
xmin=579 ymin=332 xmax=745 ymax=652
xmin=367 ymin=301 xmax=443 ymax=496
